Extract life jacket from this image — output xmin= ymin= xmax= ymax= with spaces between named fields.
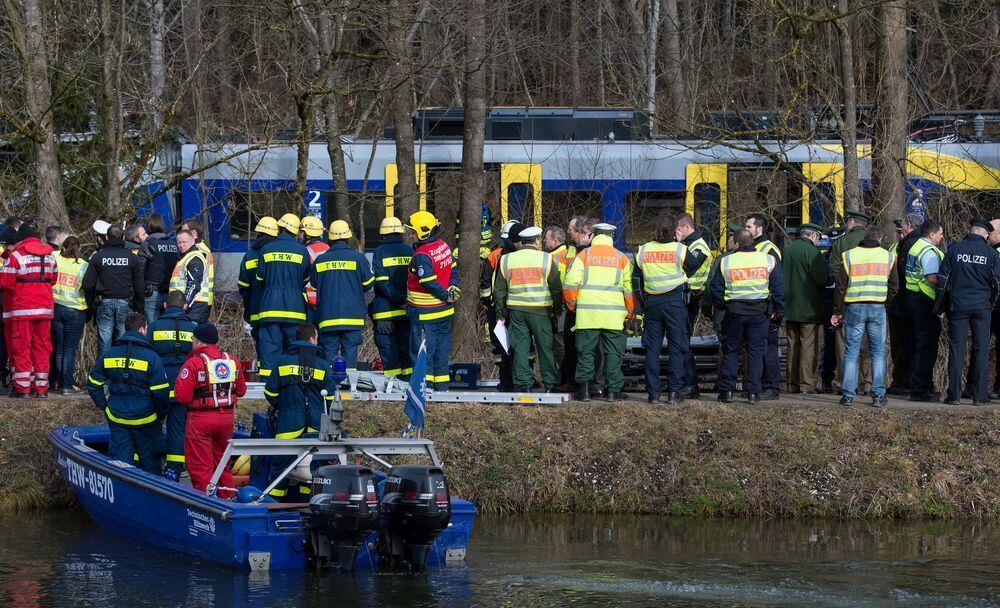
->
xmin=189 ymin=351 xmax=238 ymax=410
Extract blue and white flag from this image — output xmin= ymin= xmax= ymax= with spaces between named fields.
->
xmin=403 ymin=338 xmax=428 ymax=430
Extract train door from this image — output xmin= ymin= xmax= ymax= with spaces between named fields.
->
xmin=384 ymin=163 xmax=427 ymax=217
xmin=685 ymin=164 xmax=727 ymax=249
xmin=500 ymin=163 xmax=542 ymax=227
xmin=801 ymin=162 xmax=844 ymax=227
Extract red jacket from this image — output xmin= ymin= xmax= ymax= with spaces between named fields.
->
xmin=0 ymin=238 xmax=57 ymax=320
xmin=173 ymin=344 xmax=247 ymax=409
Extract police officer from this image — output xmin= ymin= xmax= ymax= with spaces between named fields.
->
xmin=887 ymin=213 xmax=924 ymax=395
xmin=86 ymin=312 xmax=170 ymax=474
xmin=904 ymin=219 xmax=945 ymax=402
xmin=255 ymin=213 xmax=310 ymax=379
xmin=710 ymin=228 xmax=785 ymax=404
xmin=634 ymin=215 xmax=700 ymax=404
xmin=937 ymin=219 xmax=1000 ymax=405
xmin=989 ymin=219 xmax=1000 ymax=399
xmin=262 ymin=323 xmax=338 ymax=500
xmin=406 ymin=211 xmax=460 ymax=391
xmin=237 ymin=216 xmax=279 ymax=364
xmin=311 ymin=220 xmax=373 ymax=369
xmin=563 ymin=223 xmax=634 ymax=402
xmin=675 ymin=213 xmax=712 ymax=398
xmin=180 ymin=218 xmax=215 ymax=304
xmin=147 ymin=291 xmax=196 ymax=479
xmin=301 ymin=215 xmax=330 ymax=323
xmin=562 ymin=216 xmax=593 ymax=391
xmin=371 ymin=216 xmax=414 ymax=379
xmin=171 ymin=229 xmax=212 ymax=324
xmin=482 ymin=220 xmax=523 ymax=391
xmin=493 ymin=226 xmax=562 ymax=392
xmin=82 ymin=225 xmax=145 ymax=352
xmin=744 ymin=213 xmax=782 ymax=399
xmin=137 ymin=213 xmax=178 ymax=322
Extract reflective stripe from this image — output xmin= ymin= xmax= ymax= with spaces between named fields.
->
xmin=905 ymin=237 xmax=943 ymax=299
xmin=165 ymin=454 xmax=185 ymax=463
xmin=417 ymin=308 xmax=454 ymax=321
xmin=318 ymin=318 xmax=365 ymax=328
xmin=9 ymin=308 xmax=53 ymax=317
xmin=501 ymin=249 xmax=554 ymax=308
xmin=426 ymin=374 xmax=451 ymax=383
xmin=262 ymin=252 xmax=304 ymax=264
xmin=268 ymin=487 xmax=289 ymax=497
xmin=316 ymin=260 xmax=358 ymax=272
xmin=103 ymin=358 xmax=150 ymax=371
xmin=263 ymin=389 xmax=279 ymax=398
xmin=87 ymin=374 xmax=105 ymax=386
xmin=106 ymin=408 xmax=158 ymax=426
xmin=150 ymin=383 xmax=170 ymax=392
xmin=417 ymin=274 xmax=438 ymax=283
xmin=276 ymin=428 xmax=305 ymax=439
xmin=721 ymin=251 xmax=774 ymax=301
xmin=277 ymin=365 xmax=327 ymax=380
xmin=258 ymin=368 xmax=272 ymax=378
xmin=170 ymin=249 xmax=214 ymax=305
xmin=844 ymin=247 xmax=894 ymax=303
xmin=152 ymin=330 xmax=193 ymax=342
xmin=382 ymin=256 xmax=411 ymax=267
xmin=372 ymin=309 xmax=406 ymax=320
xmin=687 ymin=237 xmax=714 ymax=291
xmin=636 ymin=241 xmax=687 ymax=294
xmin=755 ymin=240 xmax=782 ymax=260
xmin=257 ymin=310 xmax=308 ymax=321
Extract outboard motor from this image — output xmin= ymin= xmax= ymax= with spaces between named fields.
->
xmin=302 ymin=465 xmax=380 ymax=570
xmin=379 ymin=465 xmax=451 ymax=570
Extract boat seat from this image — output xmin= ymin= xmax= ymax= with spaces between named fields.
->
xmin=264 ymin=502 xmax=309 ymax=511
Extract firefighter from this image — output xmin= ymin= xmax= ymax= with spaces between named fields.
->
xmin=86 ymin=313 xmax=171 ymax=474
xmin=262 ymin=323 xmax=339 ymax=500
xmin=173 ymin=323 xmax=246 ymax=497
xmin=493 ymin=226 xmax=562 ymax=392
xmin=675 ymin=213 xmax=713 ymax=398
xmin=301 ymin=215 xmax=330 ymax=323
xmin=2 ymin=224 xmax=58 ymax=397
xmin=406 ymin=211 xmax=460 ymax=391
xmin=148 ymin=291 xmax=197 ymax=480
xmin=312 ymin=220 xmax=373 ymax=369
xmin=171 ymin=229 xmax=212 ymax=324
xmin=237 ymin=216 xmax=279 ymax=363
xmin=744 ymin=213 xmax=782 ymax=399
xmin=563 ymin=223 xmax=634 ymax=402
xmin=371 ymin=216 xmax=414 ymax=379
xmin=255 ymin=213 xmax=310 ymax=379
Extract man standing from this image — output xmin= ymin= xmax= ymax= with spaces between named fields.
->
xmin=887 ymin=213 xmax=923 ymax=394
xmin=493 ymin=226 xmax=562 ymax=393
xmin=543 ymin=225 xmax=569 ymax=383
xmin=237 ymin=217 xmax=278 ymax=364
xmin=832 ymin=225 xmax=897 ymax=407
xmin=173 ymin=323 xmax=246 ymax=497
xmin=148 ymin=291 xmax=197 ymax=479
xmin=482 ymin=220 xmax=523 ymax=391
xmin=137 ymin=213 xmax=178 ymax=322
xmin=170 ymin=230 xmax=212 ymax=324
xmin=82 ymin=225 xmax=144 ymax=352
xmin=371 ymin=217 xmax=413 ymax=380
xmin=255 ymin=213 xmax=309 ymax=379
xmin=826 ymin=210 xmax=871 ymax=392
xmin=312 ymin=220 xmax=374 ymax=368
xmin=301 ymin=215 xmax=330 ymax=322
xmin=675 ymin=213 xmax=712 ymax=398
xmin=905 ymin=220 xmax=945 ymax=402
xmin=744 ymin=213 xmax=782 ymax=399
xmin=563 ymin=223 xmax=634 ymax=402
xmin=86 ymin=313 xmax=170 ymax=474
xmin=124 ymin=224 xmax=147 ymax=253
xmin=561 ymin=216 xmax=594 ymax=390
xmin=782 ymin=223 xmax=829 ymax=394
xmin=990 ymin=219 xmax=1000 ymax=399
xmin=937 ymin=219 xmax=1000 ymax=405
xmin=710 ymin=229 xmax=785 ymax=404
xmin=2 ymin=224 xmax=57 ymax=397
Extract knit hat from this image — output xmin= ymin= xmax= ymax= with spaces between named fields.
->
xmin=0 ymin=226 xmax=18 ymax=245
xmin=193 ymin=323 xmax=219 ymax=345
xmin=15 ymin=224 xmax=36 ymax=241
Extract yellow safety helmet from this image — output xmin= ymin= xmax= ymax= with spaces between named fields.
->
xmin=254 ymin=216 xmax=279 ymax=237
xmin=406 ymin=211 xmax=439 ymax=241
xmin=328 ymin=219 xmax=353 ymax=240
xmin=231 ymin=453 xmax=251 ymax=476
xmin=379 ymin=216 xmax=404 ymax=235
xmin=277 ymin=213 xmax=300 ymax=234
xmin=301 ymin=215 xmax=324 ymax=238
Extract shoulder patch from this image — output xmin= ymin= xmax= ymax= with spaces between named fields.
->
xmin=180 ymin=368 xmax=189 ymax=379
xmin=417 ymin=266 xmax=425 ymax=277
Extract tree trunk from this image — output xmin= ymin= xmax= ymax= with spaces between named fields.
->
xmin=294 ymin=94 xmax=313 ymax=201
xmin=20 ymin=0 xmax=69 ymax=227
xmin=388 ymin=0 xmax=419 ymax=221
xmin=987 ymin=5 xmax=1000 ymax=107
xmin=662 ymin=0 xmax=686 ymax=126
xmin=100 ymin=0 xmax=123 ymax=214
xmin=147 ymin=0 xmax=166 ymax=134
xmin=872 ymin=0 xmax=908 ymax=221
xmin=595 ymin=0 xmax=607 ymax=106
xmin=569 ymin=0 xmax=581 ymax=107
xmin=317 ymin=10 xmax=350 ymax=223
xmin=645 ymin=0 xmax=660 ymax=130
xmin=837 ymin=0 xmax=861 ymax=212
xmin=455 ymin=0 xmax=487 ymax=360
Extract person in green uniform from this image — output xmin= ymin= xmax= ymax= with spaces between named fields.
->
xmin=782 ymin=223 xmax=829 ymax=393
xmin=828 ymin=210 xmax=871 ymax=393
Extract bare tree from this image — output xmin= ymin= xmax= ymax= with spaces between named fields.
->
xmin=872 ymin=0 xmax=909 ymax=220
xmin=836 ymin=0 xmax=861 ymax=211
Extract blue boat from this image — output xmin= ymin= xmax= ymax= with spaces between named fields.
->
xmin=49 ymin=423 xmax=477 ymax=571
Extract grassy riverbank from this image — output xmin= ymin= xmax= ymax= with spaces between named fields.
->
xmin=2 ymin=396 xmax=998 ymax=519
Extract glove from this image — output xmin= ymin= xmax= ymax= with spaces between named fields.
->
xmin=375 ymin=320 xmax=396 ymax=336
xmin=447 ymin=285 xmax=462 ymax=303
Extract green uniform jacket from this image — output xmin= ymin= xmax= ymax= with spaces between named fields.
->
xmin=782 ymin=237 xmax=829 ymax=323
xmin=827 ymin=225 xmax=865 ymax=283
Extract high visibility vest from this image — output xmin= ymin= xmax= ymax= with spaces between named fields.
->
xmin=755 ymin=239 xmax=782 ymax=260
xmin=500 ymin=248 xmax=554 ymax=308
xmin=687 ymin=237 xmax=713 ymax=291
xmin=636 ymin=241 xmax=687 ymax=294
xmin=304 ymin=240 xmax=330 ymax=307
xmin=905 ymin=237 xmax=942 ymax=299
xmin=170 ymin=248 xmax=213 ymax=305
xmin=53 ymin=253 xmax=88 ymax=311
xmin=550 ymin=244 xmax=569 ymax=284
xmin=563 ymin=235 xmax=634 ymax=330
xmin=843 ymin=246 xmax=894 ymax=303
xmin=720 ymin=250 xmax=775 ymax=301
xmin=195 ymin=240 xmax=215 ymax=296
xmin=888 ymin=242 xmax=898 ymax=256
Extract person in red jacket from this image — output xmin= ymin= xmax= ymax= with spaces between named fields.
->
xmin=0 ymin=226 xmax=19 ymax=388
xmin=0 ymin=225 xmax=57 ymax=397
xmin=172 ymin=323 xmax=246 ymax=498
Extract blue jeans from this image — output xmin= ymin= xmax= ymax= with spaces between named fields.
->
xmin=52 ymin=305 xmax=85 ymax=389
xmin=144 ymin=290 xmax=165 ymax=323
xmin=842 ymin=303 xmax=887 ymax=398
xmin=97 ymin=299 xmax=132 ymax=352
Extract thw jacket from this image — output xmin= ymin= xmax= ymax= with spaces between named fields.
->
xmin=147 ymin=306 xmax=197 ymax=389
xmin=370 ymin=235 xmax=413 ymax=321
xmin=255 ymin=233 xmax=310 ymax=323
xmin=237 ymin=234 xmax=275 ymax=324
xmin=263 ymin=340 xmax=339 ymax=437
xmin=0 ymin=237 xmax=57 ymax=320
xmin=87 ymin=331 xmax=170 ymax=425
xmin=311 ymin=242 xmax=374 ymax=332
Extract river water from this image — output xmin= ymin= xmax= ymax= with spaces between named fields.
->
xmin=0 ymin=511 xmax=996 ymax=607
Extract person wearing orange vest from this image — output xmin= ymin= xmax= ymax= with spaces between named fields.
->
xmin=301 ymin=215 xmax=329 ymax=323
xmin=543 ymin=225 xmax=570 ymax=387
xmin=481 ymin=220 xmax=522 ymax=391
xmin=560 ymin=216 xmax=593 ymax=391
xmin=709 ymin=228 xmax=785 ymax=404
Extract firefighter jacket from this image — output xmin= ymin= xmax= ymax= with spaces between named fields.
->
xmin=1 ymin=237 xmax=57 ymax=320
xmin=138 ymin=233 xmax=178 ymax=293
xmin=87 ymin=331 xmax=171 ymax=425
xmin=148 ymin=306 xmax=197 ymax=395
xmin=311 ymin=242 xmax=374 ymax=331
xmin=53 ymin=253 xmax=88 ymax=311
xmin=305 ymin=238 xmax=331 ymax=307
xmin=82 ymin=239 xmax=145 ymax=309
xmin=407 ymin=237 xmax=459 ymax=322
xmin=237 ymin=234 xmax=275 ymax=324
xmin=370 ymin=235 xmax=413 ymax=321
xmin=563 ymin=234 xmax=635 ymax=330
xmin=493 ymin=245 xmax=562 ymax=318
xmin=171 ymin=247 xmax=213 ymax=307
xmin=255 ymin=233 xmax=310 ymax=323
xmin=262 ymin=340 xmax=339 ymax=438
xmin=173 ymin=343 xmax=247 ymax=410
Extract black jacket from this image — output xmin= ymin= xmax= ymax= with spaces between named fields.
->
xmin=83 ymin=239 xmax=144 ymax=308
xmin=937 ymin=233 xmax=1000 ymax=312
xmin=138 ymin=232 xmax=178 ymax=293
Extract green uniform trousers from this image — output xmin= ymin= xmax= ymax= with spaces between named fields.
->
xmin=509 ymin=310 xmax=558 ymax=390
xmin=574 ymin=328 xmax=626 ymax=392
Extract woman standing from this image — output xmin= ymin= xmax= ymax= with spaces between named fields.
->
xmin=52 ymin=236 xmax=89 ymax=394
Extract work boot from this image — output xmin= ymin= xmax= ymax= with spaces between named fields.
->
xmin=989 ymin=388 xmax=1000 ymax=400
xmin=62 ymin=385 xmax=83 ymax=396
xmin=840 ymin=395 xmax=853 ymax=407
xmin=664 ymin=392 xmax=683 ymax=405
xmin=647 ymin=394 xmax=659 ymax=404
xmin=747 ymin=393 xmax=760 ymax=404
xmin=679 ymin=385 xmax=700 ymax=399
xmin=718 ymin=391 xmax=733 ymax=403
xmin=909 ymin=391 xmax=941 ymax=403
xmin=610 ymin=391 xmax=628 ymax=402
xmin=575 ymin=383 xmax=591 ymax=403
xmin=871 ymin=394 xmax=887 ymax=408
xmin=943 ymin=396 xmax=961 ymax=405
xmin=760 ymin=389 xmax=780 ymax=401
xmin=972 ymin=399 xmax=991 ymax=407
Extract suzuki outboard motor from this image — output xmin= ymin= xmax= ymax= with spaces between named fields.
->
xmin=302 ymin=465 xmax=380 ymax=570
xmin=379 ymin=465 xmax=451 ymax=570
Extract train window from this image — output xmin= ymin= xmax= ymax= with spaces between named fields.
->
xmin=320 ymin=190 xmax=386 ymax=249
xmin=693 ymin=184 xmax=720 ymax=249
xmin=227 ymin=189 xmax=299 ymax=240
xmin=541 ymin=191 xmax=601 ymax=234
xmin=492 ymin=121 xmax=521 ymax=140
xmin=808 ymin=182 xmax=835 ymax=227
xmin=507 ymin=183 xmax=535 ymax=225
xmin=624 ymin=191 xmax=685 ymax=249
